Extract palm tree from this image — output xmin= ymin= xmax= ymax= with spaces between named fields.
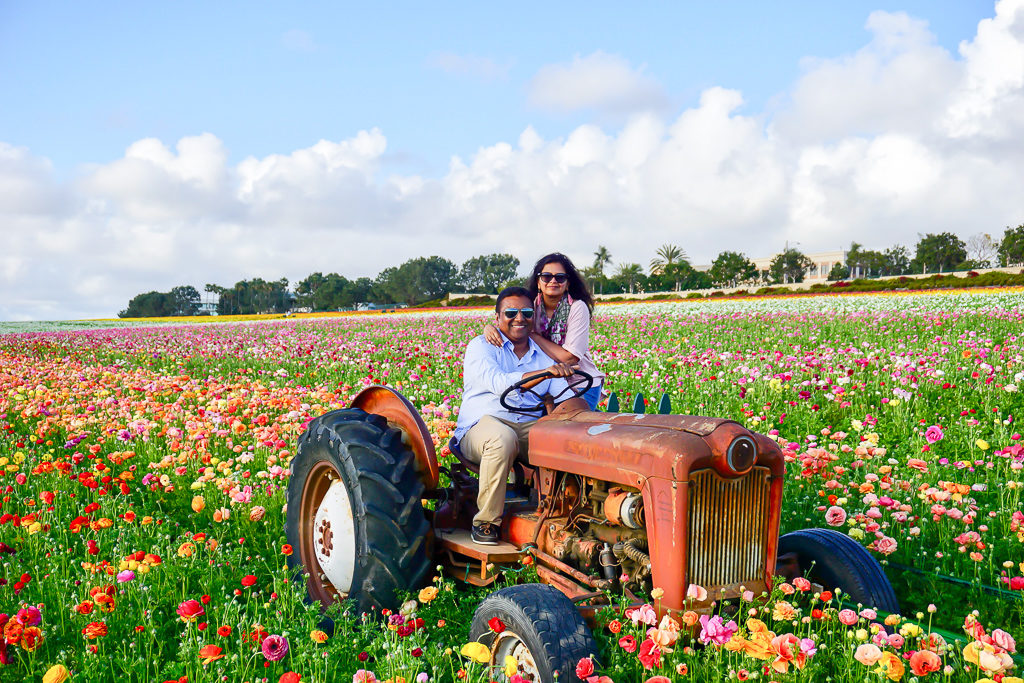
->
xmin=649 ymin=244 xmax=688 ymax=275
xmin=593 ymin=246 xmax=612 ymax=276
xmin=615 ymin=263 xmax=644 ymax=294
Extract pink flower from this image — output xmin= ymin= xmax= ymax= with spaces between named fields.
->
xmin=887 ymin=633 xmax=905 ymax=649
xmin=261 ymin=634 xmax=289 ymax=661
xmin=825 ymin=506 xmax=847 ymax=526
xmin=992 ymin=629 xmax=1017 ymax=653
xmin=628 ymin=604 xmax=657 ymax=627
xmin=854 ymin=643 xmax=882 ymax=666
xmin=353 ymin=671 xmax=377 ymax=683
xmin=685 ymin=583 xmax=708 ymax=601
xmin=838 ymin=609 xmax=859 ymax=626
xmin=925 ymin=425 xmax=944 ymax=443
xmin=698 ymin=614 xmax=738 ymax=646
xmin=874 ymin=536 xmax=898 ymax=555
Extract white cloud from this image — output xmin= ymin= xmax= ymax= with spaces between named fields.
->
xmin=428 ymin=52 xmax=511 ymax=82
xmin=527 ymin=51 xmax=668 ymax=115
xmin=3 ymin=2 xmax=1024 ymax=321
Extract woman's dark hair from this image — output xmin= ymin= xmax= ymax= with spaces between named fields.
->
xmin=526 ymin=253 xmax=594 ymax=312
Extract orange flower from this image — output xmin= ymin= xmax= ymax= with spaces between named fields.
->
xmin=771 ymin=601 xmax=796 ymax=621
xmin=281 ymin=544 xmax=294 ymax=556
xmin=199 ymin=644 xmax=225 ymax=665
xmin=20 ymin=626 xmax=43 ymax=651
xmin=418 ymin=586 xmax=438 ymax=603
xmin=82 ymin=621 xmax=108 ymax=639
xmin=910 ymin=649 xmax=941 ymax=675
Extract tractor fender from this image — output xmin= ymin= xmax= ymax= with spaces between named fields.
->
xmin=350 ymin=385 xmax=439 ymax=490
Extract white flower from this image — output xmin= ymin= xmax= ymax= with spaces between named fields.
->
xmin=1005 ymin=384 xmax=1018 ymax=393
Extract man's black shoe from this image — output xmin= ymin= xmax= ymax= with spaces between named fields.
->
xmin=471 ymin=523 xmax=499 ymax=545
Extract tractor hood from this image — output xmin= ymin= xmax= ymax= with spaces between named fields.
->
xmin=527 ymin=409 xmax=784 ymax=489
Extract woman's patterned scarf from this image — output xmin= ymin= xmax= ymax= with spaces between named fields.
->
xmin=535 ymin=293 xmax=573 ymax=345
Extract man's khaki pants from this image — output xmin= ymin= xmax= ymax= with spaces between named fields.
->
xmin=460 ymin=415 xmax=535 ymax=526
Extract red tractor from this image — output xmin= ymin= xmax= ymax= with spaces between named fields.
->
xmin=286 ymin=374 xmax=897 ymax=681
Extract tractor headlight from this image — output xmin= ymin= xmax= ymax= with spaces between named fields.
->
xmin=726 ymin=435 xmax=757 ymax=473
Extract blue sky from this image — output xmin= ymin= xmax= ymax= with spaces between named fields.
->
xmin=1 ymin=1 xmax=1022 ymax=320
xmin=0 ymin=1 xmax=994 ymax=175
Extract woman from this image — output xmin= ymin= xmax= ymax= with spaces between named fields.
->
xmin=484 ymin=253 xmax=605 ymax=409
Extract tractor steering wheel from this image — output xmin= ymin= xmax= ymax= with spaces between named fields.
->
xmin=499 ymin=369 xmax=594 ymax=415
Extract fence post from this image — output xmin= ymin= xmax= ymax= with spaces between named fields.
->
xmin=632 ymin=393 xmax=645 ymax=414
xmin=657 ymin=393 xmax=672 ymax=415
xmin=606 ymin=393 xmax=619 ymax=413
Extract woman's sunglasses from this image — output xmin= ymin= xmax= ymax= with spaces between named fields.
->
xmin=538 ymin=272 xmax=568 ymax=283
xmin=502 ymin=307 xmax=535 ymax=320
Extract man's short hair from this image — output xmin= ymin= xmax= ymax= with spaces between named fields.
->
xmin=495 ymin=286 xmax=532 ymax=312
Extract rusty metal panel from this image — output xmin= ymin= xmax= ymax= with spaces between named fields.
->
xmin=687 ymin=467 xmax=771 ymax=590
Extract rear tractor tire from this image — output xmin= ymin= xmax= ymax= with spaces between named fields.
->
xmin=778 ymin=527 xmax=900 ymax=615
xmin=285 ymin=408 xmax=431 ymax=616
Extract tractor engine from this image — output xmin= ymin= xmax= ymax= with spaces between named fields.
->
xmin=507 ymin=409 xmax=786 ymax=614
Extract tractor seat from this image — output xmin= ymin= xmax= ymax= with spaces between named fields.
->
xmin=448 ymin=436 xmax=535 ymax=491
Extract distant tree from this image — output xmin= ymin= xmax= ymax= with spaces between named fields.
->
xmin=998 ymin=224 xmax=1024 ymax=266
xmin=649 ymin=244 xmax=688 ymax=277
xmin=880 ymin=246 xmax=911 ymax=276
xmin=613 ymin=263 xmax=645 ymax=294
xmin=457 ymin=253 xmax=521 ymax=293
xmin=169 ymin=285 xmax=201 ymax=316
xmin=966 ymin=233 xmax=999 ymax=269
xmin=593 ymin=246 xmax=612 ymax=276
xmin=827 ymin=262 xmax=848 ymax=281
xmin=654 ymin=261 xmax=710 ymax=291
xmin=119 ymin=291 xmax=176 ymax=318
xmin=379 ymin=256 xmax=457 ymax=305
xmin=709 ymin=251 xmax=758 ymax=288
xmin=295 ymin=272 xmax=327 ymax=309
xmin=768 ymin=248 xmax=813 ymax=284
xmin=912 ymin=232 xmax=968 ymax=273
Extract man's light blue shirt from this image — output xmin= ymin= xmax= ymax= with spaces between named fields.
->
xmin=454 ymin=334 xmax=570 ymax=444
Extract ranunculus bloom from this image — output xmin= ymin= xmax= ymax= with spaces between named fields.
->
xmin=199 ymin=644 xmax=225 ymax=665
xmin=838 ymin=609 xmax=859 ymax=625
xmin=191 ymin=496 xmax=205 ymax=513
xmin=854 ymin=643 xmax=882 ymax=666
xmin=42 ymin=665 xmax=71 ymax=683
xmin=874 ymin=536 xmax=898 ymax=555
xmin=82 ymin=621 xmax=108 ymax=639
xmin=488 ymin=617 xmax=505 ymax=633
xmin=638 ymin=638 xmax=662 ymax=670
xmin=699 ymin=614 xmax=738 ymax=645
xmin=15 ymin=606 xmax=41 ymax=627
xmin=177 ymin=599 xmax=205 ymax=622
xmin=925 ymin=425 xmax=944 ymax=443
xmin=418 ymin=586 xmax=438 ymax=603
xmin=116 ymin=570 xmax=135 ymax=583
xmin=878 ymin=651 xmax=905 ymax=681
xmin=241 ymin=574 xmax=257 ymax=587
xmin=460 ymin=641 xmax=489 ymax=664
xmin=825 ymin=505 xmax=847 ymax=526
xmin=686 ymin=584 xmax=708 ymax=601
xmin=643 ymin=677 xmax=672 ymax=683
xmin=618 ymin=635 xmax=638 ymax=653
xmin=262 ymin=634 xmax=289 ymax=661
xmin=353 ymin=671 xmax=377 ymax=683
xmin=910 ymin=649 xmax=942 ymax=675
xmin=575 ymin=657 xmax=595 ymax=679
xmin=279 ymin=673 xmax=302 ymax=683
xmin=992 ymin=629 xmax=1017 ymax=653
xmin=771 ymin=633 xmax=806 ymax=673
xmin=771 ymin=601 xmax=796 ymax=621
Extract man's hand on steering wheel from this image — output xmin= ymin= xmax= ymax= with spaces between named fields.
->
xmin=499 ymin=368 xmax=594 ymax=414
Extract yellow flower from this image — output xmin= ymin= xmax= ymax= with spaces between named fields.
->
xmin=504 ymin=655 xmax=518 ymax=677
xmin=650 ymin=587 xmax=665 ymax=600
xmin=43 ymin=665 xmax=71 ymax=683
xmin=310 ymin=629 xmax=328 ymax=643
xmin=976 ymin=439 xmax=990 ymax=451
xmin=460 ymin=642 xmax=490 ymax=664
xmin=877 ymin=651 xmax=905 ymax=681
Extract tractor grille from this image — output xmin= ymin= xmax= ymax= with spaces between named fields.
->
xmin=687 ymin=467 xmax=771 ymax=589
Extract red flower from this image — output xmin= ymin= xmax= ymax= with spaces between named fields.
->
xmin=177 ymin=599 xmax=205 ymax=622
xmin=82 ymin=621 xmax=108 ymax=639
xmin=198 ymin=644 xmax=225 ymax=665
xmin=607 ymin=620 xmax=622 ymax=634
xmin=279 ymin=674 xmax=301 ymax=683
xmin=281 ymin=544 xmax=293 ymax=556
xmin=241 ymin=575 xmax=257 ymax=587
xmin=576 ymin=657 xmax=595 ymax=679
xmin=638 ymin=638 xmax=662 ymax=670
xmin=217 ymin=625 xmax=232 ymax=637
xmin=618 ymin=635 xmax=638 ymax=653
xmin=488 ymin=617 xmax=506 ymax=633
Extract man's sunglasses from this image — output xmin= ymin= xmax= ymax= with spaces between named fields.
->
xmin=538 ymin=272 xmax=568 ymax=283
xmin=502 ymin=307 xmax=535 ymax=320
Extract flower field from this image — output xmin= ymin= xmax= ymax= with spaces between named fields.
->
xmin=1 ymin=289 xmax=1023 ymax=683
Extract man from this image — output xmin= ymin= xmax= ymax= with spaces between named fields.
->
xmin=455 ymin=286 xmax=578 ymax=544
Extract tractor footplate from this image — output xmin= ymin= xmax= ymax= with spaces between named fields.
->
xmin=437 ymin=529 xmax=523 ymax=586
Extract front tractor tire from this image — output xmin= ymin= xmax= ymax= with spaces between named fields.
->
xmin=469 ymin=584 xmax=599 ymax=683
xmin=285 ymin=409 xmax=430 ymax=616
xmin=778 ymin=528 xmax=900 ymax=614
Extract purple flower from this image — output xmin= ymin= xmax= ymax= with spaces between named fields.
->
xmin=261 ymin=633 xmax=289 ymax=661
xmin=925 ymin=425 xmax=944 ymax=443
xmin=116 ymin=570 xmax=135 ymax=583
